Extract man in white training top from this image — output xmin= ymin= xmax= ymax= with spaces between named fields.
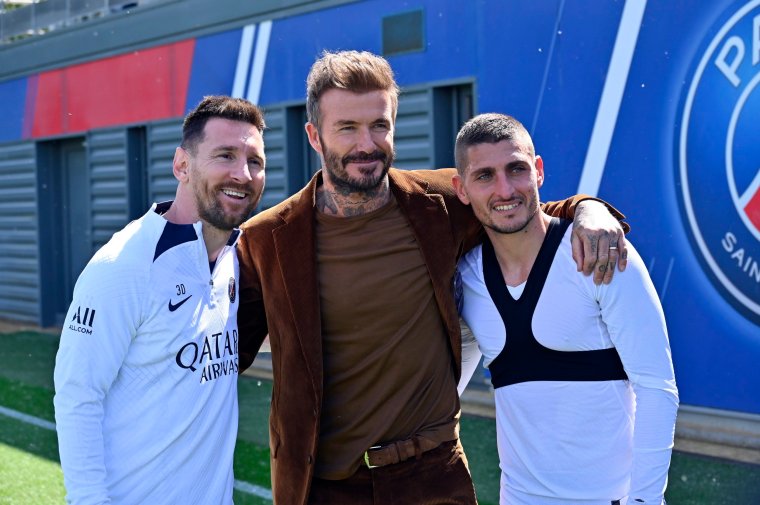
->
xmin=54 ymin=96 xmax=266 ymax=504
xmin=453 ymin=113 xmax=679 ymax=505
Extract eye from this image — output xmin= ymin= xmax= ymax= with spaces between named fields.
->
xmin=475 ymin=172 xmax=492 ymax=181
xmin=372 ymin=122 xmax=390 ymax=131
xmin=218 ymin=153 xmax=234 ymax=160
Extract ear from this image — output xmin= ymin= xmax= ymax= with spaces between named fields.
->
xmin=535 ymin=155 xmax=544 ymax=189
xmin=172 ymin=147 xmax=190 ymax=182
xmin=305 ymin=122 xmax=323 ymax=155
xmin=451 ymin=173 xmax=471 ymax=206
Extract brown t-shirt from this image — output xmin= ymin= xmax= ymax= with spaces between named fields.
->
xmin=314 ymin=196 xmax=460 ymax=480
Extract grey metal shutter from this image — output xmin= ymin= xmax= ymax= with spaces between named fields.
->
xmin=394 ymin=88 xmax=434 ymax=171
xmin=260 ymin=106 xmax=287 ymax=210
xmin=0 ymin=141 xmax=40 ymax=323
xmin=87 ymin=128 xmax=129 ymax=251
xmin=147 ymin=118 xmax=182 ymax=205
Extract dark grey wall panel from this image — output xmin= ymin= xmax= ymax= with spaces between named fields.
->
xmin=146 ymin=118 xmax=182 ymax=204
xmin=88 ymin=128 xmax=130 ymax=250
xmin=394 ymin=88 xmax=434 ymax=171
xmin=260 ymin=106 xmax=287 ymax=210
xmin=0 ymin=141 xmax=39 ymax=323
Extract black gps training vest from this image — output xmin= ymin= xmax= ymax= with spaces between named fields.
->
xmin=484 ymin=218 xmax=628 ymax=389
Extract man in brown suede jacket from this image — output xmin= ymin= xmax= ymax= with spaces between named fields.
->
xmin=237 ymin=50 xmax=627 ymax=505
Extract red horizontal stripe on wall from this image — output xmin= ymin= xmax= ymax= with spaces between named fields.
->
xmin=32 ymin=39 xmax=195 ymax=137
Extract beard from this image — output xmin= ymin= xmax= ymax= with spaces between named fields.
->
xmin=479 ymin=190 xmax=541 ymax=235
xmin=194 ymin=182 xmax=260 ymax=231
xmin=320 ymin=133 xmax=394 ymax=192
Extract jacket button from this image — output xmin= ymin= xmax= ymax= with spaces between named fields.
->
xmin=312 ymin=408 xmax=317 ymax=417
xmin=307 ymin=455 xmax=313 ymax=464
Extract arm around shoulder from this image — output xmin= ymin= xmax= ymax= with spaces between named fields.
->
xmin=541 ymin=194 xmax=629 ymax=233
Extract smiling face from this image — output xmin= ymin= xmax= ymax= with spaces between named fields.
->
xmin=180 ymin=117 xmax=265 ymax=231
xmin=453 ymin=136 xmax=544 ymax=235
xmin=306 ymin=88 xmax=395 ymax=192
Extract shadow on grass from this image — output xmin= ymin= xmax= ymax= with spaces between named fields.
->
xmin=0 ymin=411 xmax=60 ymax=463
xmin=0 ymin=331 xmax=59 ymax=390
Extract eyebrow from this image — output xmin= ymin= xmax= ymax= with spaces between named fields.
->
xmin=505 ymin=160 xmax=529 ymax=169
xmin=210 ymin=145 xmax=238 ymax=153
xmin=334 ymin=119 xmax=358 ymax=127
xmin=211 ymin=145 xmax=263 ymax=161
xmin=469 ymin=159 xmax=528 ymax=175
xmin=468 ymin=166 xmax=494 ymax=177
xmin=334 ymin=116 xmax=390 ymax=127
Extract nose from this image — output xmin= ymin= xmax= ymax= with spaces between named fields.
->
xmin=494 ymin=173 xmax=514 ymax=197
xmin=231 ymin=161 xmax=253 ymax=183
xmin=355 ymin=126 xmax=376 ymax=152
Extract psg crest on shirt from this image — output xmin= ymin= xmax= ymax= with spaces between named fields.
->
xmin=228 ymin=277 xmax=236 ymax=303
xmin=677 ymin=0 xmax=760 ymax=324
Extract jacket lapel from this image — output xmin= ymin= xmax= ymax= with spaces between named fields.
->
xmin=391 ymin=172 xmax=455 ymax=270
xmin=269 ymin=169 xmax=461 ymax=394
xmin=390 ymin=170 xmax=461 ymax=372
xmin=272 ymin=174 xmax=323 ymax=392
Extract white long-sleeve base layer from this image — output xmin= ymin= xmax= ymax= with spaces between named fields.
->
xmin=54 ymin=203 xmax=240 ymax=505
xmin=458 ymin=226 xmax=679 ymax=505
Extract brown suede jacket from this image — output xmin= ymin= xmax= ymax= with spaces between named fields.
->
xmin=236 ymin=167 xmax=619 ymax=504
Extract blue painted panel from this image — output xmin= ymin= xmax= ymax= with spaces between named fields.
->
xmin=475 ymin=0 xmax=564 ymax=131
xmin=0 ymin=0 xmax=756 ymax=415
xmin=0 ymin=78 xmax=28 ymax=142
xmin=590 ymin=0 xmax=760 ymax=412
xmin=255 ymin=0 xmax=760 ymax=413
xmin=185 ymin=30 xmax=244 ymax=113
xmin=259 ymin=0 xmax=477 ymax=105
xmin=530 ymin=0 xmax=624 ymax=201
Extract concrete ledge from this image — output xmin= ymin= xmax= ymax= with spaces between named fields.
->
xmin=244 ymin=351 xmax=273 ymax=381
xmin=674 ymin=405 xmax=760 ymax=464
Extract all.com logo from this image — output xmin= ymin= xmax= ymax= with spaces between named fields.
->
xmin=678 ymin=0 xmax=760 ymax=323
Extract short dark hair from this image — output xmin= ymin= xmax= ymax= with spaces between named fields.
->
xmin=454 ymin=113 xmax=534 ymax=175
xmin=306 ymin=50 xmax=400 ymax=130
xmin=182 ymin=96 xmax=266 ymax=154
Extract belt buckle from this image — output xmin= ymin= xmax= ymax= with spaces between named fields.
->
xmin=363 ymin=445 xmax=382 ymax=469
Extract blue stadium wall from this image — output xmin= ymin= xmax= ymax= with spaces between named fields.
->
xmin=0 ymin=0 xmax=758 ymax=417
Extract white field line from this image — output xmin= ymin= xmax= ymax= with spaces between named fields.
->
xmin=0 ymin=405 xmax=56 ymax=430
xmin=577 ymin=0 xmax=647 ymax=196
xmin=0 ymin=405 xmax=272 ymax=500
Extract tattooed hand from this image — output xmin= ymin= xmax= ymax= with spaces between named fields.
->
xmin=571 ymin=200 xmax=628 ymax=285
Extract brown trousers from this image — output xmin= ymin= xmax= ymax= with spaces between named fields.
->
xmin=308 ymin=440 xmax=478 ymax=505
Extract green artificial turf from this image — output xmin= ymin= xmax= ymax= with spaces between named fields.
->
xmin=460 ymin=415 xmax=500 ymax=504
xmin=667 ymin=450 xmax=760 ymax=504
xmin=0 ymin=412 xmax=64 ymax=504
xmin=1 ymin=330 xmax=760 ymax=505
xmin=0 ymin=331 xmax=58 ymax=390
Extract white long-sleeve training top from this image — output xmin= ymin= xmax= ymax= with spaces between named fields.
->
xmin=458 ymin=221 xmax=679 ymax=505
xmin=54 ymin=202 xmax=240 ymax=505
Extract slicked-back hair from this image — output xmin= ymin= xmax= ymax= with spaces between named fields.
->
xmin=182 ymin=95 xmax=266 ymax=154
xmin=454 ymin=113 xmax=534 ymax=176
xmin=306 ymin=50 xmax=400 ymax=131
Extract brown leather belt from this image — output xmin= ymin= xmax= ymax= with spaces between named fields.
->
xmin=363 ymin=437 xmax=442 ymax=468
